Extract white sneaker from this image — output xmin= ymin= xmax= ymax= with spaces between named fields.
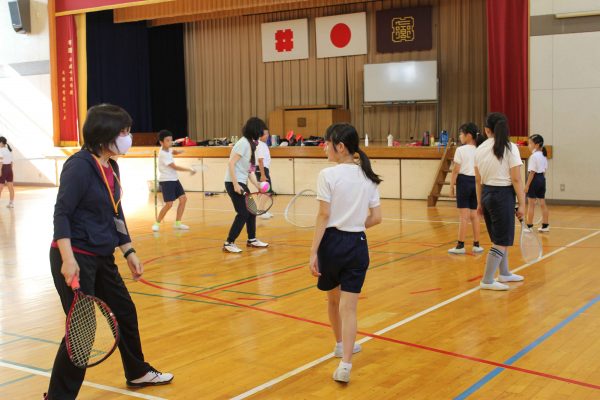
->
xmin=174 ymin=223 xmax=189 ymax=230
xmin=127 ymin=368 xmax=174 ymax=387
xmin=7 ymin=203 xmax=14 ymax=208
xmin=334 ymin=343 xmax=362 ymax=358
xmin=472 ymin=246 xmax=484 ymax=253
xmin=259 ymin=213 xmax=271 ymax=220
xmin=247 ymin=239 xmax=269 ymax=248
xmin=538 ymin=226 xmax=550 ymax=232
xmin=498 ymin=273 xmax=524 ymax=283
xmin=152 ymin=223 xmax=160 ymax=232
xmin=480 ymin=281 xmax=509 ymax=291
xmin=448 ymin=247 xmax=466 ymax=254
xmin=333 ymin=365 xmax=351 ymax=383
xmin=223 ymin=242 xmax=242 ymax=253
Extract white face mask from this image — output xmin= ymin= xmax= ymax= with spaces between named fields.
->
xmin=109 ymin=134 xmax=132 ymax=155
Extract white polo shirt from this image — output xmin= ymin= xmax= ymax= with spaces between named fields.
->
xmin=453 ymin=144 xmax=476 ymax=176
xmin=158 ymin=148 xmax=178 ymax=182
xmin=316 ymin=163 xmax=380 ymax=232
xmin=475 ymin=139 xmax=522 ymax=186
xmin=527 ymin=150 xmax=547 ymax=173
xmin=0 ymin=147 xmax=13 ymax=164
xmin=255 ymin=141 xmax=271 ymax=169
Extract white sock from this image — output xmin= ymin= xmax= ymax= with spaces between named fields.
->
xmin=339 ymin=361 xmax=352 ymax=370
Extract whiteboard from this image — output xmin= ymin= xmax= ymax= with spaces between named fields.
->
xmin=364 ymin=61 xmax=438 ymax=102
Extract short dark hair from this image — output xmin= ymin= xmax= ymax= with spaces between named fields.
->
xmin=158 ymin=130 xmax=173 ymax=142
xmin=459 ymin=122 xmax=479 ymax=139
xmin=82 ymin=104 xmax=132 ymax=156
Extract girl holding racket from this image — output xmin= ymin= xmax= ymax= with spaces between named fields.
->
xmin=46 ymin=104 xmax=172 ymax=399
xmin=525 ymin=134 xmax=550 ymax=232
xmin=309 ymin=123 xmax=382 ymax=383
xmin=0 ymin=136 xmax=15 ymax=208
xmin=474 ymin=112 xmax=526 ymax=291
xmin=223 ymin=117 xmax=269 ymax=253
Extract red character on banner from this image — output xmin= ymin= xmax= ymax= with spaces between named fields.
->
xmin=275 ymin=29 xmax=294 ymax=52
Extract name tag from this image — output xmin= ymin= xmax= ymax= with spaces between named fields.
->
xmin=114 ymin=217 xmax=128 ymax=235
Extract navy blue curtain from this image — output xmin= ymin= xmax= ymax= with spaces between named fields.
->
xmin=148 ymin=24 xmax=187 ymax=139
xmin=87 ymin=11 xmax=151 ymax=132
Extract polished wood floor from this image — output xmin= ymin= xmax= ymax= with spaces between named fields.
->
xmin=1 ymin=187 xmax=600 ymax=399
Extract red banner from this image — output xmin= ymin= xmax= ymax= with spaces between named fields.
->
xmin=56 ymin=0 xmax=168 ymax=15
xmin=56 ymin=15 xmax=79 ymax=144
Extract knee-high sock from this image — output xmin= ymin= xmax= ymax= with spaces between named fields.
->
xmin=499 ymin=248 xmax=510 ymax=276
xmin=483 ymin=247 xmax=505 ymax=284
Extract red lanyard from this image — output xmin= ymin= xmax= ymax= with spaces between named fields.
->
xmin=93 ymin=156 xmax=122 ymax=216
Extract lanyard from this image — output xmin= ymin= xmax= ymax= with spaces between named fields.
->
xmin=93 ymin=156 xmax=122 ymax=216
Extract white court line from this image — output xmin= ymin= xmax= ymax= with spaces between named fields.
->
xmin=0 ymin=361 xmax=167 ymax=400
xmin=230 ymin=230 xmax=600 ymax=399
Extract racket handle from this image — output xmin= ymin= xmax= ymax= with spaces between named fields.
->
xmin=70 ymin=276 xmax=80 ymax=290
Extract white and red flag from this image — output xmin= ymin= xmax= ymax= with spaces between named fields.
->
xmin=315 ymin=12 xmax=367 ymax=59
xmin=261 ymin=18 xmax=309 ymax=62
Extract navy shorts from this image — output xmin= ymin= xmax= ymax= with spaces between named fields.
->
xmin=317 ymin=228 xmax=370 ymax=293
xmin=482 ymin=185 xmax=515 ymax=246
xmin=456 ymin=174 xmax=477 ymax=209
xmin=527 ymin=173 xmax=546 ymax=199
xmin=159 ymin=180 xmax=185 ymax=202
xmin=0 ymin=164 xmax=13 ymax=184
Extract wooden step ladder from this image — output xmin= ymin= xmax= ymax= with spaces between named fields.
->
xmin=427 ymin=144 xmax=455 ymax=207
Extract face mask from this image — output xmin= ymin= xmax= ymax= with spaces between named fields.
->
xmin=109 ymin=134 xmax=132 ymax=155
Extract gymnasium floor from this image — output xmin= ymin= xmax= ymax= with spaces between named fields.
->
xmin=1 ymin=187 xmax=600 ymax=399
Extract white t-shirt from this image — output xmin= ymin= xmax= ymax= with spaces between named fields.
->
xmin=316 ymin=164 xmax=381 ymax=232
xmin=0 ymin=147 xmax=13 ymax=164
xmin=475 ymin=139 xmax=523 ymax=186
xmin=224 ymin=137 xmax=252 ymax=184
xmin=158 ymin=148 xmax=178 ymax=182
xmin=453 ymin=144 xmax=476 ymax=176
xmin=527 ymin=150 xmax=548 ymax=173
xmin=255 ymin=141 xmax=271 ymax=169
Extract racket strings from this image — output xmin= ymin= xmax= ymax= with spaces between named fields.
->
xmin=246 ymin=193 xmax=272 ymax=215
xmin=67 ymin=296 xmax=118 ymax=367
xmin=284 ymin=190 xmax=317 ymax=228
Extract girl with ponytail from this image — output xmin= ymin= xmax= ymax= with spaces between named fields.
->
xmin=525 ymin=134 xmax=550 ymax=232
xmin=474 ymin=112 xmax=526 ymax=291
xmin=0 ymin=136 xmax=15 ymax=208
xmin=309 ymin=123 xmax=382 ymax=383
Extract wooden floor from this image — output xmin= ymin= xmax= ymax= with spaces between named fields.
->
xmin=2 ymin=187 xmax=600 ymax=399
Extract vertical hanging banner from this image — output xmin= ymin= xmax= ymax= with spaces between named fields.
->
xmin=376 ymin=7 xmax=432 ymax=53
xmin=56 ymin=15 xmax=79 ymax=145
xmin=261 ymin=19 xmax=309 ymax=62
xmin=315 ymin=12 xmax=367 ymax=59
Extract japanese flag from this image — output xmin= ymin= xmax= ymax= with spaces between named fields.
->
xmin=315 ymin=12 xmax=367 ymax=59
xmin=261 ymin=19 xmax=309 ymax=62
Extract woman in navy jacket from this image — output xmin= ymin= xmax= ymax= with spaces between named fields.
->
xmin=46 ymin=104 xmax=173 ymax=400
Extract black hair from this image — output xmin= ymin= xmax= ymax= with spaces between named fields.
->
xmin=0 ymin=136 xmax=12 ymax=152
xmin=485 ymin=112 xmax=511 ymax=160
xmin=459 ymin=122 xmax=479 ymax=141
xmin=475 ymin=133 xmax=487 ymax=147
xmin=82 ymin=104 xmax=132 ymax=157
xmin=529 ymin=134 xmax=547 ymax=157
xmin=158 ymin=129 xmax=173 ymax=143
xmin=241 ymin=117 xmax=267 ymax=165
xmin=325 ymin=123 xmax=382 ymax=185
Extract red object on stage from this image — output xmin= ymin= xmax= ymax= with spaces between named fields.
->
xmin=56 ymin=15 xmax=79 ymax=144
xmin=486 ymin=0 xmax=528 ymax=136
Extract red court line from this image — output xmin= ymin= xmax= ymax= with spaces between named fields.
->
xmin=237 ymin=297 xmax=276 ymax=302
xmin=199 ymin=265 xmax=306 ymax=295
xmin=467 ymin=275 xmax=483 ymax=282
xmin=410 ymin=288 xmax=442 ymax=295
xmin=139 ymin=279 xmax=600 ymax=391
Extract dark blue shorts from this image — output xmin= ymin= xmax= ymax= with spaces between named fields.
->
xmin=527 ymin=173 xmax=546 ymax=199
xmin=482 ymin=185 xmax=515 ymax=246
xmin=456 ymin=174 xmax=477 ymax=209
xmin=317 ymin=228 xmax=370 ymax=293
xmin=159 ymin=180 xmax=185 ymax=202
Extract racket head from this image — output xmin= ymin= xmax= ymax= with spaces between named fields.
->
xmin=519 ymin=219 xmax=543 ymax=263
xmin=245 ymin=192 xmax=273 ymax=216
xmin=66 ymin=278 xmax=120 ymax=368
xmin=284 ymin=189 xmax=318 ymax=228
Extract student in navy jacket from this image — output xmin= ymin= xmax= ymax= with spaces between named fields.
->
xmin=45 ymin=104 xmax=173 ymax=400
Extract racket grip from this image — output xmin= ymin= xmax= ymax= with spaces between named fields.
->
xmin=70 ymin=276 xmax=80 ymax=290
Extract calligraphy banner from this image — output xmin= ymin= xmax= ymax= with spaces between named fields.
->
xmin=376 ymin=7 xmax=432 ymax=53
xmin=56 ymin=15 xmax=79 ymax=144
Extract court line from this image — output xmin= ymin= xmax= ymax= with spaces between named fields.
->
xmin=228 ymin=229 xmax=600 ymax=399
xmin=454 ymin=294 xmax=600 ymax=399
xmin=0 ymin=361 xmax=166 ymax=400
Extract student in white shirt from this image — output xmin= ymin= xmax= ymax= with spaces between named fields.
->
xmin=449 ymin=123 xmax=483 ymax=254
xmin=310 ymin=123 xmax=382 ymax=384
xmin=152 ymin=130 xmax=196 ymax=232
xmin=525 ymin=134 xmax=550 ymax=232
xmin=223 ymin=117 xmax=269 ymax=253
xmin=0 ymin=136 xmax=15 ymax=208
xmin=255 ymin=129 xmax=273 ymax=219
xmin=474 ymin=113 xmax=526 ymax=291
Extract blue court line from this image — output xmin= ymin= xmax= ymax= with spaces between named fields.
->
xmin=1 ymin=332 xmax=61 ymax=346
xmin=0 ymin=374 xmax=35 ymax=387
xmin=0 ymin=337 xmax=25 ymax=346
xmin=454 ymin=294 xmax=600 ymax=399
xmin=0 ymin=358 xmax=52 ymax=373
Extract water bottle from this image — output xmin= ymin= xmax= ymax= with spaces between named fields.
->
xmin=364 ymin=133 xmax=369 ymax=147
xmin=387 ymin=134 xmax=393 ymax=147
